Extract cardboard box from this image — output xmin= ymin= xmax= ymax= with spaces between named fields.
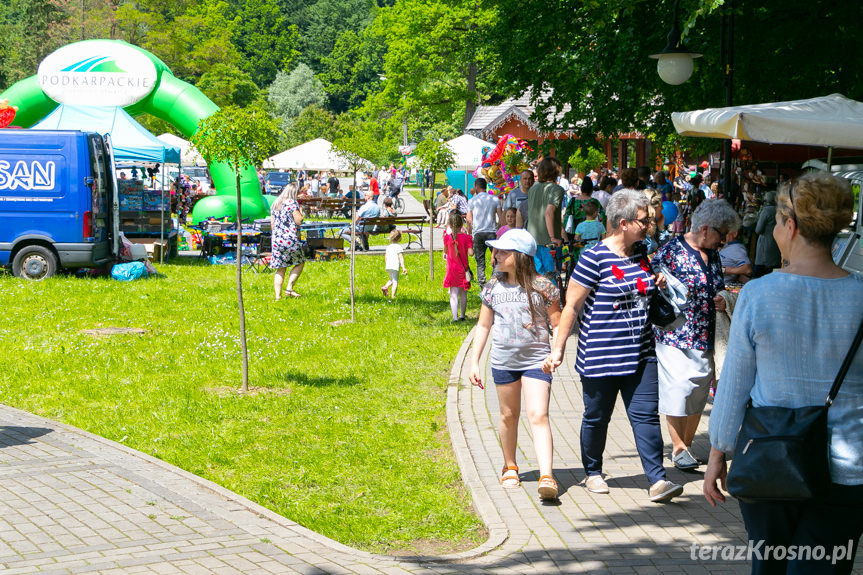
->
xmin=314 ymin=248 xmax=345 ymax=261
xmin=307 ymin=237 xmax=344 ymax=250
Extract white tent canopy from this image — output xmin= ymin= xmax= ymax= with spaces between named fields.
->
xmin=156 ymin=133 xmax=206 ymax=166
xmin=447 ymin=134 xmax=494 ymax=169
xmin=264 ymin=138 xmax=373 ymax=171
xmin=672 ymin=93 xmax=863 ymax=149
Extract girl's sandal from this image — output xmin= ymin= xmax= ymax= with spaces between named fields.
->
xmin=538 ymin=475 xmax=559 ymax=501
xmin=285 ymin=290 xmax=301 ymax=298
xmin=500 ymin=465 xmax=520 ymax=489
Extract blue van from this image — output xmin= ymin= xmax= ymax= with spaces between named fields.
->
xmin=0 ymin=130 xmax=118 ymax=279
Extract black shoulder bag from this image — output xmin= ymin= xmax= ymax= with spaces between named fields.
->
xmin=727 ymin=317 xmax=863 ymax=503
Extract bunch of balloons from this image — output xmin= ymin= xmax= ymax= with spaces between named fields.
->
xmin=475 ymin=134 xmax=532 ymax=195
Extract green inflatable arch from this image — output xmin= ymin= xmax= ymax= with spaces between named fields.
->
xmin=0 ymin=39 xmax=268 ymax=223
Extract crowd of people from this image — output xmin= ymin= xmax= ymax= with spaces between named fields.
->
xmin=447 ymin=159 xmax=861 ymax=574
xmin=262 ymin=150 xmax=862 ymax=572
xmin=259 ymin=165 xmax=415 ymax=203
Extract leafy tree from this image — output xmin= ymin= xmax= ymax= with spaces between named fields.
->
xmin=190 ymin=105 xmax=280 ymax=392
xmin=267 ymin=63 xmax=325 ymax=132
xmin=413 ymin=139 xmax=454 ymax=279
xmin=283 ymin=104 xmax=337 ymax=147
xmin=134 ymin=0 xmax=242 ymax=83
xmin=331 ymin=114 xmax=388 ymax=322
xmin=0 ymin=0 xmax=73 ymax=88
xmin=318 ymin=27 xmax=385 ymax=114
xmin=372 ymin=0 xmax=497 ymax=133
xmin=487 ymin=0 xmax=863 ymax=145
xmin=196 ymin=63 xmax=261 ymax=108
xmin=569 ymin=146 xmax=607 ymax=177
xmin=233 ymin=0 xmax=299 ymax=87
xmin=295 ymin=0 xmax=378 ymax=72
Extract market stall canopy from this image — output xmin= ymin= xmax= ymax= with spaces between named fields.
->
xmin=32 ymin=104 xmax=181 ymax=164
xmin=156 ymin=133 xmax=206 ymax=167
xmin=264 ymin=138 xmax=373 ymax=171
xmin=672 ymin=94 xmax=863 ymax=149
xmin=447 ymin=134 xmax=494 ymax=170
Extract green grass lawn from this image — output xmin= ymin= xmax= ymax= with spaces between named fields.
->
xmin=0 ymin=253 xmax=485 ymax=554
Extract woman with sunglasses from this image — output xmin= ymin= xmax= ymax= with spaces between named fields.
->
xmin=651 ymin=199 xmax=740 ymax=471
xmin=546 ymin=190 xmax=684 ymax=503
xmin=704 ymin=173 xmax=863 ymax=575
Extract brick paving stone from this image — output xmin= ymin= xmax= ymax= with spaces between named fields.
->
xmin=0 ymin=330 xmax=860 ymax=574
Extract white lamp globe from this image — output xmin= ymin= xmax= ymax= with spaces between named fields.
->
xmin=656 ymin=53 xmax=694 ymax=85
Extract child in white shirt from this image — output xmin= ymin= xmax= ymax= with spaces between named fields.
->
xmin=382 ymin=230 xmax=407 ymax=298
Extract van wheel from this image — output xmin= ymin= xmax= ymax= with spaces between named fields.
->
xmin=12 ymin=246 xmax=58 ymax=280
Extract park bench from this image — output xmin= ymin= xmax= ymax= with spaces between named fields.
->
xmin=299 ymin=197 xmax=364 ymax=218
xmin=357 ymin=215 xmax=428 ymax=250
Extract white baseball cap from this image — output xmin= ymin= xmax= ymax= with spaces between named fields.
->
xmin=487 ymin=228 xmax=537 ymax=257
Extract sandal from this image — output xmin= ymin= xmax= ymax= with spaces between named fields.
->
xmin=285 ymin=290 xmax=301 ymax=298
xmin=500 ymin=465 xmax=520 ymax=489
xmin=538 ymin=475 xmax=559 ymax=501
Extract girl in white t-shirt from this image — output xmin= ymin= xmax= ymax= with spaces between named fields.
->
xmin=381 ymin=230 xmax=407 ymax=299
xmin=468 ymin=229 xmax=562 ymax=500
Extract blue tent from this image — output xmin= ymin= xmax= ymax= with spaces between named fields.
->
xmin=32 ymin=104 xmax=181 ymax=164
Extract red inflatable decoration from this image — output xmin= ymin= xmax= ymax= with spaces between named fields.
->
xmin=0 ymin=99 xmax=17 ymax=128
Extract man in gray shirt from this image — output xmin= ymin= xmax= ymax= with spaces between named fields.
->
xmin=467 ymin=178 xmax=500 ymax=287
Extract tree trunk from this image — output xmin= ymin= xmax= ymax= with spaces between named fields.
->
xmin=428 ymin=173 xmax=435 ymax=281
xmin=349 ymin=196 xmax=356 ymax=323
xmin=463 ymin=61 xmax=478 ymax=131
xmin=235 ymin=171 xmax=249 ymax=391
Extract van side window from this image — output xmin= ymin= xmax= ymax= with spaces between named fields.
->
xmin=88 ymin=135 xmax=108 ymax=213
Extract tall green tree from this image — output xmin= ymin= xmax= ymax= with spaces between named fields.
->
xmin=372 ymin=0 xmax=497 ymax=133
xmin=131 ymin=0 xmax=241 ymax=83
xmin=233 ymin=0 xmax=299 ymax=87
xmin=283 ymin=104 xmax=338 ymax=147
xmin=318 ymin=27 xmax=385 ymax=114
xmin=0 ymin=0 xmax=73 ymax=88
xmin=486 ymin=0 xmax=863 ymax=145
xmin=295 ymin=0 xmax=377 ymax=72
xmin=190 ymin=105 xmax=280 ymax=392
xmin=267 ymin=63 xmax=325 ymax=132
xmin=196 ymin=63 xmax=261 ymax=108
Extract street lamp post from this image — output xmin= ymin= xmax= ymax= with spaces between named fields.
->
xmin=649 ymin=0 xmax=702 ymax=85
xmin=653 ymin=0 xmax=735 ymax=201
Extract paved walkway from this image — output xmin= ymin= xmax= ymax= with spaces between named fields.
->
xmin=1 ymin=332 xmax=860 ymax=574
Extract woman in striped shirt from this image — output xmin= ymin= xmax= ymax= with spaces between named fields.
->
xmin=546 ymin=190 xmax=684 ymax=503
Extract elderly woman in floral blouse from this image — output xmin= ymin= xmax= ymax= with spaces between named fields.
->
xmin=651 ymin=199 xmax=740 ymax=470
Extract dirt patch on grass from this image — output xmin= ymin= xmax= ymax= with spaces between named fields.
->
xmin=386 ymin=531 xmax=487 ymax=557
xmin=204 ymin=386 xmax=292 ymax=396
xmin=81 ymin=327 xmax=147 ymax=336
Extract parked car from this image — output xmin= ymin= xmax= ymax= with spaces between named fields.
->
xmin=264 ymin=171 xmax=292 ymax=195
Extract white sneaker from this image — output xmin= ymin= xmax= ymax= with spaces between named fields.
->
xmin=649 ymin=480 xmax=683 ymax=503
xmin=585 ymin=474 xmax=609 ymax=494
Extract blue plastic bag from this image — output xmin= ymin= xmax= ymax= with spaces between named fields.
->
xmin=111 ymin=261 xmax=147 ymax=281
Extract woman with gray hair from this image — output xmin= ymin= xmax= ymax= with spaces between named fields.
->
xmin=270 ymin=182 xmax=306 ymax=299
xmin=546 ymin=190 xmax=684 ymax=503
xmin=651 ymin=199 xmax=739 ymax=470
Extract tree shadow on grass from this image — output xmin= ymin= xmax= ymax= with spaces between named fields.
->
xmin=352 ymin=293 xmax=468 ymax=316
xmin=280 ymin=370 xmax=361 ymax=387
xmin=0 ymin=426 xmax=53 ymax=448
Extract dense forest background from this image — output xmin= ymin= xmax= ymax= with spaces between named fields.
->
xmin=1 ymin=0 xmax=861 ymax=165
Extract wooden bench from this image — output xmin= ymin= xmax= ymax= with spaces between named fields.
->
xmin=357 ymin=215 xmax=428 ymax=249
xmin=299 ymin=197 xmax=362 ymax=218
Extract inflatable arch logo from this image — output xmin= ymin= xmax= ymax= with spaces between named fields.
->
xmin=0 ymin=39 xmax=267 ymax=223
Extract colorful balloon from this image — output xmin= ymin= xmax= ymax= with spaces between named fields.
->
xmin=475 ymin=134 xmax=532 ymax=196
